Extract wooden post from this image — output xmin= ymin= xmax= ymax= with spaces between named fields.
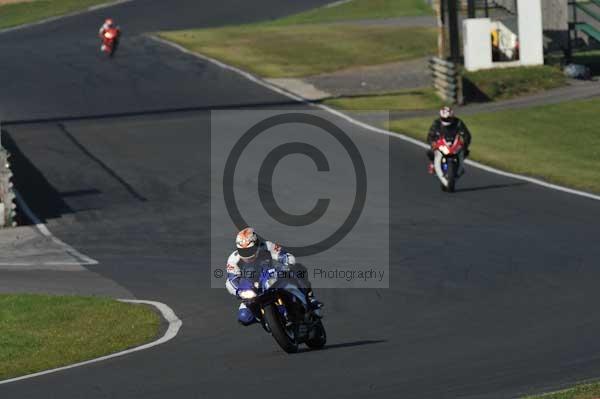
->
xmin=467 ymin=0 xmax=475 ymax=18
xmin=448 ymin=0 xmax=460 ymax=62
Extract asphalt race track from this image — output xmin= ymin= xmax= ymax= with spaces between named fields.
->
xmin=2 ymin=1 xmax=600 ymax=398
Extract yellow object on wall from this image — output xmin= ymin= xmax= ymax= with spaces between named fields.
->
xmin=491 ymin=29 xmax=499 ymax=48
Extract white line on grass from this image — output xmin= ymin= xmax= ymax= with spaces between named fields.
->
xmin=0 ymin=299 xmax=182 ymax=385
xmin=150 ymin=34 xmax=600 ymax=202
xmin=325 ymin=0 xmax=353 ymax=9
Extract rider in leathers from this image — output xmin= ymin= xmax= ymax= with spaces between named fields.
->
xmin=98 ymin=18 xmax=119 ymax=52
xmin=226 ymin=227 xmax=323 ymax=325
xmin=426 ymin=106 xmax=472 ymax=175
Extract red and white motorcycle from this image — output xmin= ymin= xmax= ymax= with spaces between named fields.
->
xmin=101 ymin=27 xmax=120 ymax=57
xmin=431 ymin=135 xmax=465 ymax=192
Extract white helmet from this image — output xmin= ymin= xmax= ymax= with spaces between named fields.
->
xmin=439 ymin=106 xmax=455 ymax=126
xmin=236 ymin=227 xmax=259 ymax=260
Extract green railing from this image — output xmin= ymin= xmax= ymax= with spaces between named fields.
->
xmin=572 ymin=0 xmax=600 ymax=44
xmin=575 ymin=22 xmax=600 ymax=42
xmin=576 ymin=2 xmax=600 ymax=23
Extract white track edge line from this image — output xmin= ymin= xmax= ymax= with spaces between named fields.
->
xmin=14 ymin=190 xmax=99 ymax=265
xmin=150 ymin=35 xmax=600 ymax=202
xmin=0 ymin=299 xmax=182 ymax=385
xmin=0 ymin=0 xmax=134 ymax=35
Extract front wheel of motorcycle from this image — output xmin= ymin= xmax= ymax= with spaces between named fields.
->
xmin=306 ymin=320 xmax=327 ymax=349
xmin=263 ymin=303 xmax=298 ymax=353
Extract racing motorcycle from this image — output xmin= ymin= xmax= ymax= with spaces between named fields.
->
xmin=237 ymin=261 xmax=326 ymax=353
xmin=101 ymin=27 xmax=120 ymax=57
xmin=432 ymin=134 xmax=465 ymax=192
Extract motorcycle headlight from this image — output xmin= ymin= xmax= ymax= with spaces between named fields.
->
xmin=239 ymin=290 xmax=257 ymax=300
xmin=439 ymin=145 xmax=450 ymax=155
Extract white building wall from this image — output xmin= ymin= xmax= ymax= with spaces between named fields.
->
xmin=517 ymin=0 xmax=544 ymax=65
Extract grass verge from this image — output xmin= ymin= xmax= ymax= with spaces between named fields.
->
xmin=269 ymin=0 xmax=433 ymax=25
xmin=0 ymin=0 xmax=114 ymax=30
xmin=389 ymin=98 xmax=600 ymax=193
xmin=323 ymin=88 xmax=443 ymax=111
xmin=524 ymin=382 xmax=600 ymax=399
xmin=0 ymin=294 xmax=160 ymax=381
xmin=159 ymin=25 xmax=436 ymax=78
xmin=464 ymin=66 xmax=567 ymax=102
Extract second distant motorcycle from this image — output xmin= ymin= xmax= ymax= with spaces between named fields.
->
xmin=99 ymin=18 xmax=121 ymax=57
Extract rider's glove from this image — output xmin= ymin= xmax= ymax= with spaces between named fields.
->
xmin=278 ymin=253 xmax=292 ymax=267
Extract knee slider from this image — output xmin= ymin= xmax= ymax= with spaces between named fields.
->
xmin=238 ymin=308 xmax=255 ymax=326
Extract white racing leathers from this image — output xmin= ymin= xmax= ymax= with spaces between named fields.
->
xmin=225 ymin=241 xmax=301 ymax=325
xmin=225 ymin=240 xmax=294 ymax=296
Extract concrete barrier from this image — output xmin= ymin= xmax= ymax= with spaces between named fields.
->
xmin=430 ymin=57 xmax=463 ymax=104
xmin=0 ymin=123 xmax=17 ymax=227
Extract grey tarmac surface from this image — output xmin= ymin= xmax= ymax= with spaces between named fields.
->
xmin=1 ymin=1 xmax=600 ymax=398
xmin=305 ymin=57 xmax=433 ymax=96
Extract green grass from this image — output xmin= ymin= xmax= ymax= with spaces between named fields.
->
xmin=0 ymin=0 xmax=113 ymax=30
xmin=323 ymin=89 xmax=444 ymax=111
xmin=0 ymin=294 xmax=161 ymax=380
xmin=159 ymin=25 xmax=436 ymax=78
xmin=268 ymin=0 xmax=433 ymax=25
xmin=464 ymin=66 xmax=567 ymax=102
xmin=524 ymin=382 xmax=600 ymax=399
xmin=389 ymin=98 xmax=600 ymax=193
xmin=158 ymin=0 xmax=437 ymax=79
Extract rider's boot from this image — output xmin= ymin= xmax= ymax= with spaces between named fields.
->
xmin=427 ymin=162 xmax=435 ymax=174
xmin=307 ymin=290 xmax=324 ymax=318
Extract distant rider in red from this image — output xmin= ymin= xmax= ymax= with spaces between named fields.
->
xmin=98 ymin=18 xmax=120 ymax=53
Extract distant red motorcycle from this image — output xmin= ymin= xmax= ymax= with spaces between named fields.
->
xmin=101 ymin=27 xmax=120 ymax=57
xmin=431 ymin=135 xmax=465 ymax=192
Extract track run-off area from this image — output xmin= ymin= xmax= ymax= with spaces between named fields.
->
xmin=1 ymin=1 xmax=600 ymax=398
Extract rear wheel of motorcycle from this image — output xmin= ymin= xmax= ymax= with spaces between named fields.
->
xmin=446 ymin=162 xmax=456 ymax=192
xmin=263 ymin=304 xmax=298 ymax=353
xmin=306 ymin=320 xmax=327 ymax=349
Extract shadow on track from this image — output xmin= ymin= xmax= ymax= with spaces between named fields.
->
xmin=1 ymin=130 xmax=75 ymax=225
xmin=455 ymin=182 xmax=528 ymax=193
xmin=57 ymin=123 xmax=147 ymax=203
xmin=298 ymin=339 xmax=387 ymax=353
xmin=1 ymin=100 xmax=305 ymax=126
